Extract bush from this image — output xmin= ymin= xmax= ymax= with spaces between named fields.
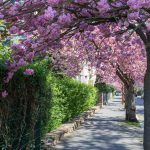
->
xmin=0 ymin=59 xmax=98 ymax=148
xmin=0 ymin=59 xmax=51 ymax=149
xmin=47 ymin=74 xmax=98 ymax=131
xmin=136 ymin=88 xmax=144 ymax=96
xmin=95 ymin=82 xmax=115 ymax=93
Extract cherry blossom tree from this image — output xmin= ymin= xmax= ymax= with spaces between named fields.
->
xmin=0 ymin=0 xmax=150 ymax=149
xmin=61 ymin=30 xmax=146 ymax=122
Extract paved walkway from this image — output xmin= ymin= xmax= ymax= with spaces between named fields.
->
xmin=136 ymin=97 xmax=144 ymax=128
xmin=54 ymin=96 xmax=143 ymax=150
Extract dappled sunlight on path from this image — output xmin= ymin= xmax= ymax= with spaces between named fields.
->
xmin=136 ymin=97 xmax=144 ymax=128
xmin=54 ymin=96 xmax=143 ymax=150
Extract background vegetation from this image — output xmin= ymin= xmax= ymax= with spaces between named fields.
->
xmin=95 ymin=82 xmax=115 ymax=93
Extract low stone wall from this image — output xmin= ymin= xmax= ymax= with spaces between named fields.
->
xmin=42 ymin=102 xmax=102 ymax=150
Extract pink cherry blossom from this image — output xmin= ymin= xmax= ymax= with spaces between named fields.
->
xmin=97 ymin=0 xmax=110 ymax=14
xmin=9 ymin=26 xmax=19 ymax=34
xmin=44 ymin=6 xmax=56 ymax=20
xmin=2 ymin=91 xmax=8 ymax=98
xmin=17 ymin=58 xmax=27 ymax=67
xmin=0 ymin=12 xmax=4 ymax=19
xmin=47 ymin=0 xmax=60 ymax=6
xmin=24 ymin=69 xmax=34 ymax=75
xmin=58 ymin=14 xmax=72 ymax=25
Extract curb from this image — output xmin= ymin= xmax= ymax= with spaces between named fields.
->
xmin=41 ymin=103 xmax=102 ymax=149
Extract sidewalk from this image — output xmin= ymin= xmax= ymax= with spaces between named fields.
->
xmin=136 ymin=97 xmax=144 ymax=128
xmin=54 ymin=96 xmax=143 ymax=150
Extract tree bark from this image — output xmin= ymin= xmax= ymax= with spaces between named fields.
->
xmin=116 ymin=65 xmax=137 ymax=122
xmin=132 ymin=25 xmax=150 ymax=150
xmin=124 ymin=84 xmax=137 ymax=122
xmin=122 ymin=85 xmax=125 ymax=107
xmin=144 ymin=47 xmax=150 ymax=150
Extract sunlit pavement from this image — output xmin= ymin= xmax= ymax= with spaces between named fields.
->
xmin=136 ymin=97 xmax=144 ymax=128
xmin=54 ymin=96 xmax=143 ymax=150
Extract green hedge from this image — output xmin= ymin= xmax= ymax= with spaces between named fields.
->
xmin=0 ymin=59 xmax=51 ymax=149
xmin=47 ymin=73 xmax=98 ymax=131
xmin=0 ymin=59 xmax=98 ymax=148
xmin=95 ymin=82 xmax=115 ymax=93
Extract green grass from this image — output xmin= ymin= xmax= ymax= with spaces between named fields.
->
xmin=122 ymin=121 xmax=141 ymax=128
xmin=125 ymin=121 xmax=141 ymax=127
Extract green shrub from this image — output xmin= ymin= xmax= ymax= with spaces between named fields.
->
xmin=0 ymin=59 xmax=51 ymax=149
xmin=95 ymin=82 xmax=115 ymax=93
xmin=136 ymin=88 xmax=144 ymax=96
xmin=0 ymin=59 xmax=98 ymax=148
xmin=47 ymin=74 xmax=98 ymax=131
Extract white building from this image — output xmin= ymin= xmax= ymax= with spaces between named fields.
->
xmin=76 ymin=62 xmax=96 ymax=86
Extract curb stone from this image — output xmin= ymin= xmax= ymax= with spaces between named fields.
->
xmin=41 ymin=103 xmax=102 ymax=150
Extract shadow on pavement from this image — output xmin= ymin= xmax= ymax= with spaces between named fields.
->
xmin=54 ymin=98 xmax=143 ymax=150
xmin=55 ymin=117 xmax=143 ymax=150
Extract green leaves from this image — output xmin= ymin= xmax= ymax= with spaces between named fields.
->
xmin=0 ymin=21 xmax=9 ymax=40
xmin=95 ymin=82 xmax=115 ymax=93
xmin=0 ymin=59 xmax=98 ymax=145
xmin=0 ymin=42 xmax=11 ymax=60
xmin=46 ymin=73 xmax=98 ymax=131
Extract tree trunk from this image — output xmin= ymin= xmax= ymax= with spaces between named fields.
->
xmin=144 ymin=48 xmax=150 ymax=150
xmin=122 ymin=85 xmax=125 ymax=106
xmin=116 ymin=64 xmax=137 ymax=122
xmin=124 ymin=84 xmax=137 ymax=122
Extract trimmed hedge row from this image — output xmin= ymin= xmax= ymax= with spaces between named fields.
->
xmin=47 ymin=73 xmax=98 ymax=131
xmin=0 ymin=59 xmax=51 ymax=149
xmin=95 ymin=82 xmax=115 ymax=93
xmin=0 ymin=59 xmax=98 ymax=148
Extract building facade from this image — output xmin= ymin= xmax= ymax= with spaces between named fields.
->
xmin=76 ymin=63 xmax=96 ymax=86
